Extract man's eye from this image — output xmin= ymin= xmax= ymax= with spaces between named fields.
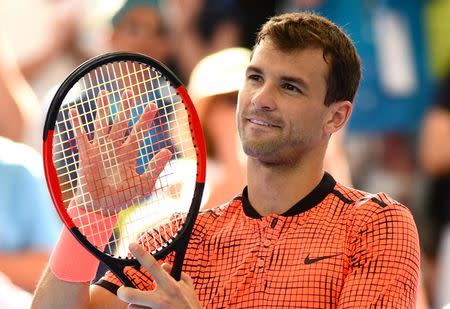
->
xmin=283 ymin=83 xmax=301 ymax=93
xmin=247 ymin=74 xmax=262 ymax=82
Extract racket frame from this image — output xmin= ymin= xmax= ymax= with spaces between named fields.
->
xmin=43 ymin=52 xmax=206 ymax=286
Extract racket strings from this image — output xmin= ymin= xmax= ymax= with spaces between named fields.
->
xmin=54 ymin=140 xmax=196 ymax=197
xmin=53 ymin=90 xmax=183 ymax=146
xmin=53 ymin=60 xmax=198 ymax=258
xmin=52 ymin=124 xmax=193 ymax=172
xmin=52 ymin=90 xmax=189 ymax=170
xmin=76 ymin=63 xmax=165 ymax=102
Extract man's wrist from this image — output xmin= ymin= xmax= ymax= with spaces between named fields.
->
xmin=49 ymin=204 xmax=118 ymax=282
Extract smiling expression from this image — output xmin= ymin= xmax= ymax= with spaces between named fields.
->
xmin=237 ymin=39 xmax=333 ymax=165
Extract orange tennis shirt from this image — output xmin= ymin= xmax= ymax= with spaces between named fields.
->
xmin=96 ymin=172 xmax=420 ymax=308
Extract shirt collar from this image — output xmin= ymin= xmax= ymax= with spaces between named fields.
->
xmin=242 ymin=172 xmax=337 ymax=218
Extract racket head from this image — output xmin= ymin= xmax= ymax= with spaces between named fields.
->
xmin=43 ymin=52 xmax=206 ymax=284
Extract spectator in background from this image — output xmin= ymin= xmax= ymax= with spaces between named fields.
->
xmin=42 ymin=0 xmax=176 ymax=114
xmin=188 ymin=47 xmax=250 ymax=209
xmin=163 ymin=0 xmax=244 ymax=81
xmin=18 ymin=1 xmax=89 ymax=89
xmin=323 ymin=129 xmax=352 ymax=186
xmin=0 ymin=0 xmax=90 ymax=150
xmin=108 ymin=0 xmax=173 ymax=66
xmin=419 ymin=71 xmax=450 ymax=309
xmin=5 ymin=0 xmax=175 ymax=150
xmin=0 ymin=30 xmax=41 ymax=144
xmin=164 ymin=0 xmax=277 ymax=82
xmin=21 ymin=0 xmax=175 ymax=99
xmin=0 ymin=137 xmax=60 ymax=292
xmin=0 ymin=30 xmax=61 ymax=293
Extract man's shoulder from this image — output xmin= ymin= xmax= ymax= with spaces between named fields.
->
xmin=333 ymin=182 xmax=406 ymax=209
xmin=334 ymin=184 xmax=417 ymax=235
xmin=332 ymin=183 xmax=414 ymax=222
xmin=194 ymin=194 xmax=244 ymax=232
xmin=199 ymin=194 xmax=243 ymax=219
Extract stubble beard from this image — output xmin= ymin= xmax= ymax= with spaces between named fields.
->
xmin=241 ymin=136 xmax=281 ymax=159
xmin=239 ymin=130 xmax=304 ymax=166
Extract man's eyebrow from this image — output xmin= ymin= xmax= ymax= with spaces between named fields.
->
xmin=245 ymin=65 xmax=262 ymax=75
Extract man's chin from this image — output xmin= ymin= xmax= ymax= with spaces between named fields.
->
xmin=243 ymin=142 xmax=304 ymax=167
xmin=243 ymin=142 xmax=279 ymax=162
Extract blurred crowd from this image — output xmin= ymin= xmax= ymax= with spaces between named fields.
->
xmin=0 ymin=0 xmax=449 ymax=308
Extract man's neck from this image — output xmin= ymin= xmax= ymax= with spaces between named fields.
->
xmin=246 ymin=157 xmax=324 ymax=217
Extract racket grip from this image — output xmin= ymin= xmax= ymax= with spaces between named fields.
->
xmin=49 ymin=205 xmax=117 ymax=282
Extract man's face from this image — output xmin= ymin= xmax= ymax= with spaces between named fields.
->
xmin=237 ymin=39 xmax=332 ymax=165
xmin=111 ymin=6 xmax=170 ymax=62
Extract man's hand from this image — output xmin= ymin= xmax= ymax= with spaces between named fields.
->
xmin=117 ymin=243 xmax=202 ymax=309
xmin=69 ymin=90 xmax=172 ymax=215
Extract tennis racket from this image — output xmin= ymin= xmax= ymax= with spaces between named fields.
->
xmin=43 ymin=52 xmax=206 ymax=287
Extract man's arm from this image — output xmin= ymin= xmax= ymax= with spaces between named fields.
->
xmin=31 ymin=265 xmax=126 ymax=309
xmin=32 ymin=244 xmax=202 ymax=309
xmin=32 ymin=267 xmax=90 ymax=309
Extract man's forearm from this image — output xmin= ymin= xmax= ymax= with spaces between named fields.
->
xmin=31 ymin=265 xmax=90 ymax=309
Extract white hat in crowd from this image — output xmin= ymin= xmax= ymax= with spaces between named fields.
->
xmin=188 ymin=47 xmax=252 ymax=102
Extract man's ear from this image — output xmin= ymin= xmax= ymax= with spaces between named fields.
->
xmin=324 ymin=100 xmax=352 ymax=135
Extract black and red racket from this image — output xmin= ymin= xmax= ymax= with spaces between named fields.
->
xmin=43 ymin=52 xmax=206 ymax=287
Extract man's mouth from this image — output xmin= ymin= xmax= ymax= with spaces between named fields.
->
xmin=248 ymin=118 xmax=280 ymax=128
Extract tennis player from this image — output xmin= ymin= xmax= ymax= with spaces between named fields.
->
xmin=32 ymin=12 xmax=420 ymax=308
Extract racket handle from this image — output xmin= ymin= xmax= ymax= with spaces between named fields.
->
xmin=49 ymin=204 xmax=117 ymax=282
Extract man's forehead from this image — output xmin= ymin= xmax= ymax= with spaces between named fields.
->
xmin=250 ymin=41 xmax=329 ymax=79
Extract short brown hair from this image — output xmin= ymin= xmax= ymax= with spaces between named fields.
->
xmin=255 ymin=12 xmax=361 ymax=105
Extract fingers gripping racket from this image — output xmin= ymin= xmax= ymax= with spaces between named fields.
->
xmin=43 ymin=52 xmax=206 ymax=287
